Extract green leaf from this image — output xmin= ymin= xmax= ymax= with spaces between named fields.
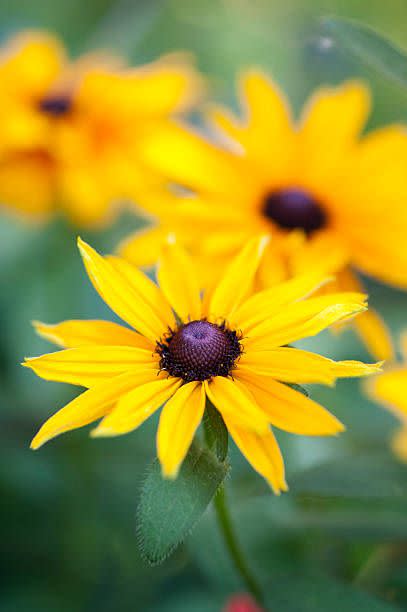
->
xmin=321 ymin=17 xmax=407 ymax=88
xmin=203 ymin=400 xmax=229 ymax=462
xmin=137 ymin=441 xmax=230 ymax=565
xmin=291 ymin=453 xmax=407 ymax=502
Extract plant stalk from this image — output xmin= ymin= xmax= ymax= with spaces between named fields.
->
xmin=213 ymin=484 xmax=264 ymax=605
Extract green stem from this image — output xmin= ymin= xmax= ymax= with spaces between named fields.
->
xmin=213 ymin=484 xmax=264 ymax=605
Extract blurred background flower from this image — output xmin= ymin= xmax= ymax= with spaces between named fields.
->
xmin=2 ymin=1 xmax=407 ymax=611
xmin=0 ymin=29 xmax=201 ymax=225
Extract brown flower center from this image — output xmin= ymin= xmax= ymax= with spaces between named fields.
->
xmin=156 ymin=320 xmax=242 ymax=382
xmin=38 ymin=95 xmax=72 ymax=117
xmin=263 ymin=188 xmax=327 ymax=234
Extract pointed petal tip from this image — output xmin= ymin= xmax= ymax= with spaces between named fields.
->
xmin=161 ymin=465 xmax=179 ymax=480
xmin=90 ymin=426 xmax=115 ymax=438
xmin=30 ymin=436 xmax=43 ymax=450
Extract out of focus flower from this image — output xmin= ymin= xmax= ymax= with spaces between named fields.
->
xmin=224 ymin=593 xmax=264 ymax=612
xmin=0 ymin=30 xmax=201 ymax=225
xmin=120 ymin=72 xmax=407 ymax=360
xmin=24 ymin=236 xmax=379 ymax=491
xmin=366 ymin=332 xmax=407 ymax=462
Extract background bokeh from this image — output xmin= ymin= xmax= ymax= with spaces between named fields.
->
xmin=2 ymin=1 xmax=407 ymax=610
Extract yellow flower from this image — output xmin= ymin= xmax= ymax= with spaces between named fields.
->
xmin=120 ymin=72 xmax=407 ymax=361
xmin=24 ymin=236 xmax=379 ymax=492
xmin=0 ymin=30 xmax=201 ymax=225
xmin=366 ymin=332 xmax=407 ymax=463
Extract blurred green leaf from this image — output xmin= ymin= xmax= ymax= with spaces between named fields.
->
xmin=291 ymin=454 xmax=407 ymax=502
xmin=321 ymin=17 xmax=407 ymax=87
xmin=203 ymin=400 xmax=228 ymax=462
xmin=137 ymin=441 xmax=229 ymax=565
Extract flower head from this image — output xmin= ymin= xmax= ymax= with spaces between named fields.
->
xmin=0 ymin=30 xmax=201 ymax=225
xmin=120 ymin=72 xmax=407 ymax=360
xmin=366 ymin=332 xmax=407 ymax=462
xmin=24 ymin=236 xmax=379 ymax=492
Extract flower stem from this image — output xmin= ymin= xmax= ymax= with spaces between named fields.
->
xmin=213 ymin=484 xmax=264 ymax=605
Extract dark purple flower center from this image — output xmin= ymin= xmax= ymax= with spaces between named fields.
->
xmin=156 ymin=320 xmax=242 ymax=382
xmin=38 ymin=95 xmax=72 ymax=116
xmin=263 ymin=188 xmax=327 ymax=234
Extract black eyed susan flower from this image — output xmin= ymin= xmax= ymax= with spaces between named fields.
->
xmin=366 ymin=332 xmax=407 ymax=462
xmin=24 ymin=236 xmax=380 ymax=492
xmin=0 ymin=30 xmax=201 ymax=225
xmin=120 ymin=72 xmax=407 ymax=361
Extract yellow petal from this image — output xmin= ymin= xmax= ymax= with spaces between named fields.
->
xmin=231 ymin=272 xmax=331 ymax=332
xmin=30 ymin=370 xmax=156 ymax=449
xmin=33 ymin=319 xmax=153 ymax=349
xmin=206 ymin=236 xmax=269 ymax=321
xmin=352 ymin=309 xmax=394 ymax=362
xmin=209 ymin=71 xmax=294 ymax=183
xmin=141 ymin=122 xmax=252 ymax=196
xmin=366 ymin=367 xmax=407 ymax=419
xmin=298 ymin=81 xmax=370 ymax=181
xmin=222 ymin=415 xmax=287 ymax=494
xmin=239 ymin=347 xmax=380 ymax=385
xmin=157 ymin=236 xmax=201 ymax=321
xmin=107 ymin=255 xmax=175 ymax=330
xmin=77 ymin=238 xmax=173 ymax=343
xmin=92 ymin=376 xmax=181 ymax=437
xmin=335 ymin=267 xmax=394 ymax=362
xmin=118 ymin=226 xmax=167 ymax=268
xmin=236 ymin=371 xmax=344 ymax=436
xmin=246 ymin=294 xmax=367 ymax=349
xmin=204 ymin=376 xmax=268 ymax=433
xmin=157 ymin=381 xmax=205 ymax=478
xmin=23 ymin=345 xmax=157 ymax=388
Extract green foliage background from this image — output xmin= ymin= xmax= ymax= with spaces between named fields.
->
xmin=1 ymin=1 xmax=407 ymax=610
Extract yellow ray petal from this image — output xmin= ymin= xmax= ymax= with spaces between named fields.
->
xmin=204 ymin=376 xmax=268 ymax=434
xmin=210 ymin=71 xmax=294 ymax=182
xmin=157 ymin=381 xmax=205 ymax=478
xmin=231 ymin=272 xmax=331 ymax=332
xmin=366 ymin=367 xmax=407 ymax=419
xmin=23 ymin=345 xmax=157 ymax=388
xmin=118 ymin=225 xmax=167 ymax=268
xmin=239 ymin=347 xmax=380 ymax=385
xmin=141 ymin=122 xmax=253 ymax=197
xmin=298 ymin=81 xmax=370 ymax=181
xmin=236 ymin=371 xmax=344 ymax=436
xmin=246 ymin=294 xmax=367 ymax=349
xmin=77 ymin=238 xmax=173 ymax=343
xmin=352 ymin=309 xmax=394 ymax=362
xmin=33 ymin=319 xmax=153 ymax=350
xmin=106 ymin=254 xmax=175 ymax=329
xmin=335 ymin=268 xmax=394 ymax=362
xmin=206 ymin=236 xmax=269 ymax=321
xmin=92 ymin=376 xmax=181 ymax=437
xmin=30 ymin=370 xmax=156 ymax=449
xmin=223 ymin=415 xmax=287 ymax=494
xmin=157 ymin=236 xmax=201 ymax=322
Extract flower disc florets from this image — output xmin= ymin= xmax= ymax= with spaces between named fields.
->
xmin=156 ymin=319 xmax=243 ymax=382
xmin=263 ymin=187 xmax=327 ymax=234
xmin=38 ymin=95 xmax=72 ymax=116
